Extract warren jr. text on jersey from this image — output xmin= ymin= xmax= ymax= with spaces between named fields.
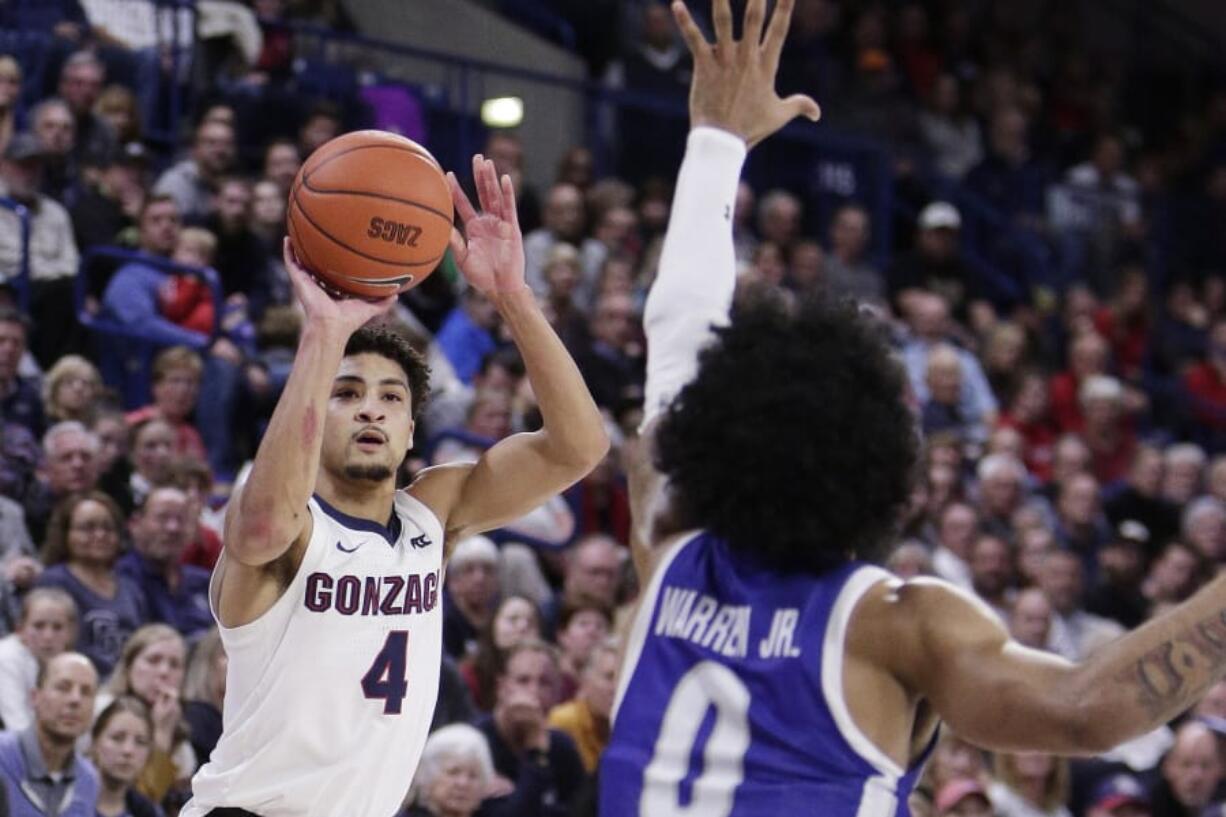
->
xmin=655 ymin=585 xmax=804 ymax=660
xmin=304 ymin=570 xmax=440 ymax=616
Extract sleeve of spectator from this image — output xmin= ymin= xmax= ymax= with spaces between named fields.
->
xmin=641 ymin=127 xmax=746 ymax=426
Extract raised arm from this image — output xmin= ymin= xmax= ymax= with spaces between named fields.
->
xmin=410 ymin=157 xmax=608 ymax=550
xmin=873 ymin=573 xmax=1226 ymax=754
xmin=632 ymin=0 xmax=819 ymax=579
xmin=222 ymin=240 xmax=395 ymax=567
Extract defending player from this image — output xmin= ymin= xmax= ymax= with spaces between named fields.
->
xmin=602 ymin=2 xmax=1226 ymax=816
xmin=180 ymin=157 xmax=607 ymax=817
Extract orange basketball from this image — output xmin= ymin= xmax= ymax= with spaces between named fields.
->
xmin=287 ymin=130 xmax=453 ymax=299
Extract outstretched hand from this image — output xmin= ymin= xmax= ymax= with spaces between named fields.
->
xmin=447 ymin=155 xmax=527 ymax=296
xmin=282 ymin=238 xmax=397 ymax=333
xmin=674 ymin=0 xmax=820 ymax=148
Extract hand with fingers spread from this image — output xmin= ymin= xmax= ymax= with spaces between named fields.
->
xmin=281 ymin=238 xmax=397 ymax=334
xmin=673 ymin=0 xmax=820 ymax=147
xmin=446 ymin=155 xmax=526 ymax=296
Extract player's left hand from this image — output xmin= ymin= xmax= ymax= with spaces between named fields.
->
xmin=446 ymin=155 xmax=526 ymax=296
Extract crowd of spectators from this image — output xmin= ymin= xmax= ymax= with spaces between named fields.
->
xmin=0 ymin=1 xmax=1222 ymax=817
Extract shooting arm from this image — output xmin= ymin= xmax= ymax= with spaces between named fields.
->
xmin=223 ymin=321 xmax=347 ymax=565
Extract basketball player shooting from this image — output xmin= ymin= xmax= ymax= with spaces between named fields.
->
xmin=602 ymin=1 xmax=1226 ymax=816
xmin=180 ymin=158 xmax=608 ymax=817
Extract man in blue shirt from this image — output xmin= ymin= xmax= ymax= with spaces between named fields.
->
xmin=117 ymin=485 xmax=211 ymax=638
xmin=0 ymin=652 xmax=100 ymax=817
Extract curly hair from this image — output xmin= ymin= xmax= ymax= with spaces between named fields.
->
xmin=344 ymin=325 xmax=431 ymax=420
xmin=654 ymin=295 xmax=918 ymax=574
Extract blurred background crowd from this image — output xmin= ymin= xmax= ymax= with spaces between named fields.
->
xmin=0 ymin=0 xmax=1224 ymax=816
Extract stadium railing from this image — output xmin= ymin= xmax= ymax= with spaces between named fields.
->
xmin=0 ymin=196 xmax=31 ymax=312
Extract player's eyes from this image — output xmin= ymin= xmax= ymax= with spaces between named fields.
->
xmin=335 ymin=389 xmax=357 ymax=399
xmin=383 ymin=393 xmax=402 ymax=402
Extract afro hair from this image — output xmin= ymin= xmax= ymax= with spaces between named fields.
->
xmin=654 ymin=294 xmax=918 ymax=575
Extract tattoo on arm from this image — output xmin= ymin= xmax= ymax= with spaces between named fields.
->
xmin=1117 ymin=608 xmax=1226 ymax=718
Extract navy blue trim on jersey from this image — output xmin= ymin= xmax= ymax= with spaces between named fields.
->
xmin=313 ymin=493 xmax=402 ymax=546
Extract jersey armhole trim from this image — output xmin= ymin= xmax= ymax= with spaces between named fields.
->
xmin=610 ymin=528 xmax=703 ymax=723
xmin=209 ymin=499 xmax=326 ymax=635
xmin=822 ymin=565 xmax=907 ymax=782
xmin=396 ymin=490 xmax=446 ymax=550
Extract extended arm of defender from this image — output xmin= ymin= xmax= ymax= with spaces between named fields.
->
xmin=224 ymin=242 xmax=394 ymax=567
xmin=886 ymin=574 xmax=1226 ymax=753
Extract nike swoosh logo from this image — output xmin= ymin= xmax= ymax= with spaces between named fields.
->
xmin=336 ymin=540 xmax=362 ymax=553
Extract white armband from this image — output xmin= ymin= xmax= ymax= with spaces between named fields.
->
xmin=641 ymin=127 xmax=747 ymax=427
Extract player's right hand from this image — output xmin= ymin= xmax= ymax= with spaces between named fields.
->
xmin=283 ymin=237 xmax=397 ymax=334
xmin=673 ymin=0 xmax=820 ymax=148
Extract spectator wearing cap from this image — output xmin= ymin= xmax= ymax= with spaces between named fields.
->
xmin=55 ymin=51 xmax=117 ymax=169
xmin=0 ymin=652 xmax=99 ymax=817
xmin=1104 ymin=446 xmax=1180 ymax=553
xmin=0 ymin=134 xmax=81 ymax=347
xmin=824 ymin=203 xmax=883 ymax=303
xmin=1085 ymin=521 xmax=1151 ymax=629
xmin=888 ymin=202 xmax=978 ymax=321
xmin=1087 ymin=774 xmax=1151 ymax=817
xmin=936 ymin=778 xmax=993 ymax=817
xmin=152 ymin=119 xmax=237 ymax=223
xmin=1038 ymin=548 xmax=1122 ymax=661
xmin=442 ymin=536 xmax=500 ymax=660
xmin=69 ymin=140 xmax=147 ymax=252
xmin=1151 ymin=722 xmax=1222 ymax=817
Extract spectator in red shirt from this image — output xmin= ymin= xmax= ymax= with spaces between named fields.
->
xmin=1093 ymin=264 xmax=1151 ymax=382
xmin=1049 ymin=330 xmax=1109 ymax=432
xmin=125 ymin=347 xmax=208 ymax=464
xmin=1183 ymin=317 xmax=1226 ymax=432
xmin=1079 ymin=375 xmax=1136 ymax=486
xmin=160 ymin=227 xmax=217 ymax=337
xmin=997 ymin=370 xmax=1058 ymax=482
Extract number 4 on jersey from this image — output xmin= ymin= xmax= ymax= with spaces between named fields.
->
xmin=362 ymin=630 xmax=409 ymax=714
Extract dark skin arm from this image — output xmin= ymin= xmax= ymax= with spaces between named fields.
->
xmin=856 ymin=574 xmax=1226 ymax=755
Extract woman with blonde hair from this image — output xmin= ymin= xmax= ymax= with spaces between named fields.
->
xmin=990 ymin=751 xmax=1072 ymax=817
xmin=93 ymin=84 xmax=143 ymax=144
xmin=42 ymin=355 xmax=103 ymax=423
xmin=105 ymin=624 xmax=197 ymax=809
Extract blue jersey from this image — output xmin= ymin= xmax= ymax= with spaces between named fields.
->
xmin=601 ymin=531 xmax=936 ymax=817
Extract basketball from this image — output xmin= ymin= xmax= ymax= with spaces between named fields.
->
xmin=287 ymin=130 xmax=454 ymax=299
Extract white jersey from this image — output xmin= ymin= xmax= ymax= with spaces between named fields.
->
xmin=182 ymin=492 xmax=444 ymax=817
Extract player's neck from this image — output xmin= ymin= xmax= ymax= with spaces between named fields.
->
xmin=315 ymin=473 xmax=398 ymax=527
